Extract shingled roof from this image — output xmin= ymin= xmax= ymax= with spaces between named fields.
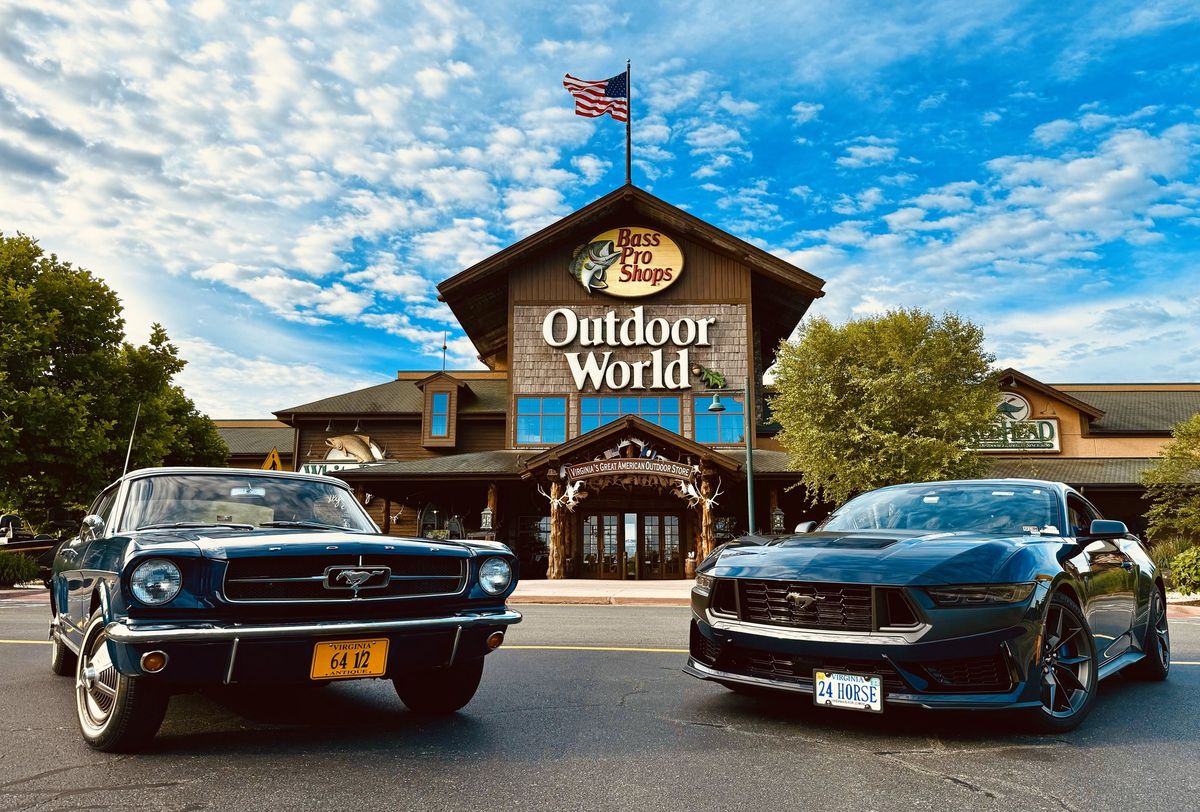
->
xmin=1067 ymin=391 xmax=1200 ymax=434
xmin=986 ymin=457 xmax=1157 ymax=485
xmin=276 ymin=377 xmax=508 ymax=417
xmin=217 ymin=426 xmax=295 ymax=456
xmin=329 ymin=450 xmax=529 ymax=479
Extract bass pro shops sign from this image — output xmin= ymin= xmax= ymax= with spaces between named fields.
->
xmin=568 ymin=226 xmax=684 ymax=297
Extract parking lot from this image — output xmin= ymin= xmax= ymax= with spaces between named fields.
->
xmin=2 ymin=600 xmax=1198 ymax=812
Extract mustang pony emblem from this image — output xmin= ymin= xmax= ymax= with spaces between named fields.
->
xmin=785 ymin=592 xmax=818 ymax=611
xmin=325 ymin=567 xmax=389 ymax=595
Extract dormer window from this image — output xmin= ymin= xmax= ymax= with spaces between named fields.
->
xmin=418 ymin=372 xmax=466 ymax=448
xmin=431 ymin=392 xmax=450 ymax=437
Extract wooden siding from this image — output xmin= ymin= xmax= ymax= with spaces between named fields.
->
xmin=295 ymin=416 xmax=505 ymax=466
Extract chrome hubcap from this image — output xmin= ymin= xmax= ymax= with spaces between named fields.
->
xmin=1040 ymin=603 xmax=1092 ymax=718
xmin=76 ymin=628 xmax=119 ymax=729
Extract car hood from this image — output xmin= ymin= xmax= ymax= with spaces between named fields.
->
xmin=708 ymin=530 xmax=1039 ymax=586
xmin=126 ymin=528 xmax=475 ymax=560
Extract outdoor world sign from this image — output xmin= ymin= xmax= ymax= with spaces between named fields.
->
xmin=568 ymin=226 xmax=684 ymax=297
xmin=542 ymin=305 xmax=716 ymax=391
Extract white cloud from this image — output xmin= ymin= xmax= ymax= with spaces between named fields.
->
xmin=790 ymin=101 xmax=823 ymax=125
xmin=837 ymin=144 xmax=899 ymax=168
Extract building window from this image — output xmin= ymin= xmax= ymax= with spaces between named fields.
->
xmin=580 ymin=396 xmax=681 ymax=433
xmin=516 ymin=397 xmax=567 ymax=445
xmin=430 ymin=392 xmax=450 ymax=437
xmin=693 ymin=395 xmax=744 ymax=444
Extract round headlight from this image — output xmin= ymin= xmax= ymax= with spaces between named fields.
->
xmin=478 ymin=557 xmax=512 ymax=595
xmin=130 ymin=559 xmax=182 ymax=605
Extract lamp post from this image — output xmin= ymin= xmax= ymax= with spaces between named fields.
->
xmin=707 ymin=377 xmax=756 ymax=535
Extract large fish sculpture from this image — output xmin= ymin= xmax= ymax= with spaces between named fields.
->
xmin=568 ymin=239 xmax=620 ymax=294
xmin=325 ymin=434 xmax=384 ymax=463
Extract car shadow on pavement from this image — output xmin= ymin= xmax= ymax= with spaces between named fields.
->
xmin=144 ymin=681 xmax=499 ymax=755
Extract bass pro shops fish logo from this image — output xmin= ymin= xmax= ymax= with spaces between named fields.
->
xmin=567 ymin=226 xmax=685 ymax=297
xmin=569 ymin=239 xmax=620 ymax=294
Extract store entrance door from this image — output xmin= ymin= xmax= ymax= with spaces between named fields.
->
xmin=582 ymin=511 xmax=682 ymax=580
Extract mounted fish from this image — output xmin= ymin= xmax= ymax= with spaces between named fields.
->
xmin=568 ymin=239 xmax=620 ymax=294
xmin=325 ymin=434 xmax=385 ymax=463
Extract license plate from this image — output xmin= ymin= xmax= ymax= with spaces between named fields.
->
xmin=310 ymin=638 xmax=389 ymax=680
xmin=813 ymin=670 xmax=883 ymax=713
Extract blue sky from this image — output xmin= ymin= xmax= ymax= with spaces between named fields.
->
xmin=2 ymin=0 xmax=1199 ymax=416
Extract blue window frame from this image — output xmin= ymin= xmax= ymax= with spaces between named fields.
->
xmin=430 ymin=392 xmax=450 ymax=437
xmin=580 ymin=396 xmax=681 ymax=434
xmin=693 ymin=395 xmax=744 ymax=444
xmin=516 ymin=397 xmax=567 ymax=445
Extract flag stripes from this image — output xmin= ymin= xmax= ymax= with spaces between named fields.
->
xmin=563 ymin=73 xmax=629 ymax=122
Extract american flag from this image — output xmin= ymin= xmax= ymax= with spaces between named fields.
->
xmin=563 ymin=72 xmax=628 ymax=122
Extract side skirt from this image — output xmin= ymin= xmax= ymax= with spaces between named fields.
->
xmin=1098 ymin=651 xmax=1145 ymax=681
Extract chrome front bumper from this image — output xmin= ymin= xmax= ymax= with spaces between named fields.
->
xmin=104 ymin=609 xmax=523 ymax=644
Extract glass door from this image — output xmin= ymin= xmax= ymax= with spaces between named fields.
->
xmin=583 ymin=514 xmax=621 ymax=579
xmin=623 ymin=513 xmax=638 ymax=579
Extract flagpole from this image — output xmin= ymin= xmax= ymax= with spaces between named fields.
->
xmin=625 ymin=59 xmax=632 ymax=185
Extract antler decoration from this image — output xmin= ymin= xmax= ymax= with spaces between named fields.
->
xmin=703 ymin=477 xmax=724 ymax=511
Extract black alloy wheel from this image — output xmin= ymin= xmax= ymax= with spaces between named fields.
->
xmin=1127 ymin=587 xmax=1170 ymax=681
xmin=1025 ymin=593 xmax=1097 ymax=733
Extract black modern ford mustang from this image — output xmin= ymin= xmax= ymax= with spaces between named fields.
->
xmin=684 ymin=479 xmax=1170 ymax=731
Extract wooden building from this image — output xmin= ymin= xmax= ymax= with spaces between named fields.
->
xmin=271 ymin=184 xmax=1199 ymax=578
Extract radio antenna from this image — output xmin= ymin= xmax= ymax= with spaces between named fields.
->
xmin=122 ymin=402 xmax=141 ymax=476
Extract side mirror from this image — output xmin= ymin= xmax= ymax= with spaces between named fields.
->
xmin=81 ymin=514 xmax=105 ymax=541
xmin=794 ymin=521 xmax=817 ymax=533
xmin=1087 ymin=519 xmax=1128 ymax=539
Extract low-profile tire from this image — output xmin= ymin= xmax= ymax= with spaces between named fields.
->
xmin=1125 ymin=587 xmax=1170 ymax=681
xmin=75 ymin=610 xmax=169 ymax=752
xmin=393 ymin=657 xmax=484 ymax=716
xmin=50 ymin=630 xmax=76 ymax=677
xmin=1022 ymin=592 xmax=1098 ymax=734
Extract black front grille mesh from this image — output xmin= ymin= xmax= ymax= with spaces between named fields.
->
xmin=224 ymin=554 xmax=466 ymax=602
xmin=738 ymin=579 xmax=873 ymax=631
xmin=923 ymin=654 xmax=1011 ymax=691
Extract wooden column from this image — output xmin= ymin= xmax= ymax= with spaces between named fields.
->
xmin=547 ymin=479 xmax=566 ymax=579
xmin=382 ymin=498 xmax=391 ymax=535
xmin=698 ymin=474 xmax=716 ymax=561
xmin=486 ymin=481 xmax=499 ymax=536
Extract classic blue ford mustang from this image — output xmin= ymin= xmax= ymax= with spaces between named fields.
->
xmin=685 ymin=479 xmax=1170 ymax=731
xmin=49 ymin=467 xmax=520 ymax=751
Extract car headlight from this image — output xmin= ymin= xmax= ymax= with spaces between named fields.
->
xmin=130 ymin=558 xmax=182 ymax=605
xmin=695 ymin=572 xmax=715 ymax=592
xmin=926 ymin=582 xmax=1036 ymax=607
xmin=479 ymin=557 xmax=513 ymax=595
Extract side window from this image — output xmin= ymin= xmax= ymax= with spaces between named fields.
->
xmin=1066 ymin=496 xmax=1096 ymax=537
xmin=87 ymin=487 xmax=119 ymax=538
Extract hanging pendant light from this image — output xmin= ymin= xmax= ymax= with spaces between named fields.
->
xmin=707 ymin=394 xmax=726 ymax=413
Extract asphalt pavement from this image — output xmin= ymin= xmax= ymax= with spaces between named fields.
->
xmin=1 ymin=599 xmax=1199 ymax=811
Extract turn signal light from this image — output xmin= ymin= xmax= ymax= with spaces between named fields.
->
xmin=486 ymin=631 xmax=505 ymax=650
xmin=140 ymin=651 xmax=169 ymax=673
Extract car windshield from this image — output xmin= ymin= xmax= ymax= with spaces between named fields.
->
xmin=120 ymin=473 xmax=376 ymax=533
xmin=820 ymin=483 xmax=1063 ymax=536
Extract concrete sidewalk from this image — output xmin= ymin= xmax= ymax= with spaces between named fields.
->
xmin=509 ymin=578 xmax=692 ymax=606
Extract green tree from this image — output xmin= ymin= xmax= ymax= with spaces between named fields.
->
xmin=769 ymin=308 xmax=999 ymax=506
xmin=1142 ymin=412 xmax=1200 ymax=543
xmin=0 ymin=232 xmax=227 ymax=524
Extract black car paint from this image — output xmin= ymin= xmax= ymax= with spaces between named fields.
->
xmin=687 ymin=480 xmax=1163 ymax=710
xmin=51 ymin=469 xmax=520 ymax=687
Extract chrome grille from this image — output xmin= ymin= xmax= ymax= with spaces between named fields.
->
xmin=224 ymin=554 xmax=467 ymax=602
xmin=737 ymin=579 xmax=873 ymax=631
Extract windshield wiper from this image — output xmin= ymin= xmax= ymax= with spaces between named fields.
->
xmin=258 ymin=520 xmax=350 ymax=531
xmin=137 ymin=522 xmax=255 ymax=531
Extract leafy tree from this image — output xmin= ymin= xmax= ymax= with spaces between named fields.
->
xmin=769 ymin=308 xmax=999 ymax=506
xmin=0 ymin=233 xmax=227 ymax=525
xmin=1142 ymin=412 xmax=1200 ymax=544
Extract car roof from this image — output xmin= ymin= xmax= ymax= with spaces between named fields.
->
xmin=868 ymin=478 xmax=1071 ymax=494
xmin=110 ymin=466 xmax=349 ymax=491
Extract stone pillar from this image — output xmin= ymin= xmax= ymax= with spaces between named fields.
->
xmin=547 ymin=478 xmax=566 ymax=579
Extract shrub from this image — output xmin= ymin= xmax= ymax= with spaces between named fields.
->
xmin=1149 ymin=536 xmax=1196 ymax=576
xmin=0 ymin=551 xmax=39 ymax=588
xmin=1172 ymin=547 xmax=1200 ymax=595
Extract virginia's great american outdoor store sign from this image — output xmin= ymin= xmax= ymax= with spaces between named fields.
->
xmin=542 ymin=305 xmax=717 ymax=391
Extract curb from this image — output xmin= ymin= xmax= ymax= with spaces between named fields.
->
xmin=0 ymin=588 xmax=47 ymax=602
